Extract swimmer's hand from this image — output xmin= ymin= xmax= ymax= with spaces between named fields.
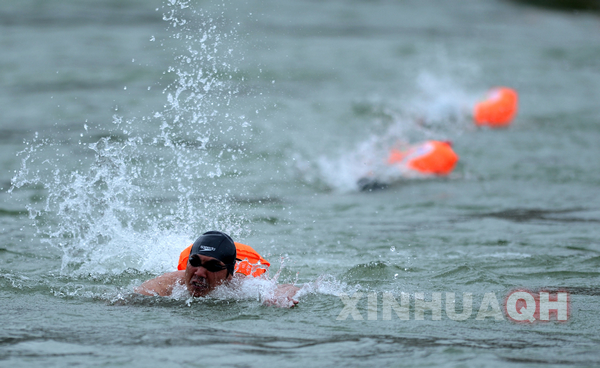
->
xmin=263 ymin=284 xmax=300 ymax=308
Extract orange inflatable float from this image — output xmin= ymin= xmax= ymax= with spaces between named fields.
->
xmin=473 ymin=87 xmax=518 ymax=128
xmin=387 ymin=140 xmax=459 ymax=176
xmin=358 ymin=140 xmax=459 ymax=191
xmin=178 ymin=242 xmax=270 ymax=277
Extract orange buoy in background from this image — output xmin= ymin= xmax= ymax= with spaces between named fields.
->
xmin=387 ymin=140 xmax=459 ymax=176
xmin=473 ymin=87 xmax=518 ymax=128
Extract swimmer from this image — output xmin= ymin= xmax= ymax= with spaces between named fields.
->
xmin=135 ymin=231 xmax=300 ymax=307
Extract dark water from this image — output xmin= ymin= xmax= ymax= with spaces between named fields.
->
xmin=2 ymin=0 xmax=600 ymax=366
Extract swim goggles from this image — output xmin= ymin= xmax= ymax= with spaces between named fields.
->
xmin=188 ymin=254 xmax=227 ymax=272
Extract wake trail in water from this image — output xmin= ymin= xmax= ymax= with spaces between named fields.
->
xmin=295 ymin=71 xmax=482 ymax=192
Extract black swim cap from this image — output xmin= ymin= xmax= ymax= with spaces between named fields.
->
xmin=190 ymin=231 xmax=236 ymax=275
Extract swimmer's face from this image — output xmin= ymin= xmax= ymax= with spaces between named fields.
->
xmin=184 ymin=254 xmax=231 ymax=297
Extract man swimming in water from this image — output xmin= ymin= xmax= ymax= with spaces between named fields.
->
xmin=135 ymin=231 xmax=300 ymax=307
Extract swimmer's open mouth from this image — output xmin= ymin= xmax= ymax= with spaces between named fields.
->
xmin=190 ymin=278 xmax=208 ymax=294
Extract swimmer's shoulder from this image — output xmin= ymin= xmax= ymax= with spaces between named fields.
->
xmin=135 ymin=270 xmax=185 ymax=296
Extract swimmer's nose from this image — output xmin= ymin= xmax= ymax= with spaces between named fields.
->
xmin=194 ymin=266 xmax=208 ymax=278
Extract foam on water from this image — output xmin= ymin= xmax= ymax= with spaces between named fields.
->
xmin=10 ymin=0 xmax=249 ymax=277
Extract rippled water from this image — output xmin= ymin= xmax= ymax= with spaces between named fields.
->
xmin=2 ymin=0 xmax=600 ymax=366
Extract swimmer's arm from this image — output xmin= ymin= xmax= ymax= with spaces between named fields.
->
xmin=134 ymin=271 xmax=184 ymax=297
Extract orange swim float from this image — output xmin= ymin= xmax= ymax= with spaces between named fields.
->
xmin=178 ymin=242 xmax=270 ymax=277
xmin=387 ymin=140 xmax=459 ymax=176
xmin=473 ymin=87 xmax=518 ymax=128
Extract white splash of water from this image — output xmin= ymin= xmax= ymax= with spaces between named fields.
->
xmin=296 ymin=274 xmax=360 ymax=297
xmin=405 ymin=71 xmax=478 ymax=133
xmin=189 ymin=272 xmax=358 ymax=308
xmin=10 ymin=0 xmax=248 ymax=276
